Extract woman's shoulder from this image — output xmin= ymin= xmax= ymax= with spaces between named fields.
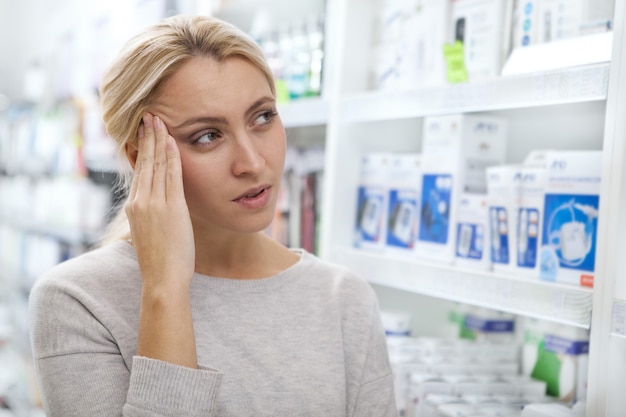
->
xmin=294 ymin=250 xmax=377 ymax=302
xmin=31 ymin=240 xmax=139 ymax=296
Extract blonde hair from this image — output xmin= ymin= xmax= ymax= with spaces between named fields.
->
xmin=98 ymin=15 xmax=275 ymax=246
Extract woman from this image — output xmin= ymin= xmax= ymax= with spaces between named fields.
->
xmin=29 ymin=15 xmax=396 ymax=417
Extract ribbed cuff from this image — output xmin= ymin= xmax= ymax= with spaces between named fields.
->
xmin=127 ymin=356 xmax=223 ymax=417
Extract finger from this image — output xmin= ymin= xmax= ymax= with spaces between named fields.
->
xmin=127 ymin=123 xmax=144 ymax=201
xmin=134 ymin=113 xmax=156 ymax=201
xmin=165 ymin=135 xmax=185 ymax=204
xmin=152 ymin=116 xmax=168 ymax=199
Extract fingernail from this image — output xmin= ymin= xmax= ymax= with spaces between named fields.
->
xmin=138 ymin=124 xmax=145 ymax=138
xmin=154 ymin=116 xmax=161 ymax=129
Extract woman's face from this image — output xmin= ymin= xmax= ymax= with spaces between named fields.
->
xmin=149 ymin=56 xmax=286 ymax=236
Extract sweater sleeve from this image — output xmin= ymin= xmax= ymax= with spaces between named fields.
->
xmin=29 ymin=277 xmax=223 ymax=417
xmin=341 ymin=276 xmax=397 ymax=417
xmin=349 ymin=302 xmax=397 ymax=417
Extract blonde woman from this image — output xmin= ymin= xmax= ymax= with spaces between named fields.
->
xmin=28 ymin=15 xmax=396 ymax=417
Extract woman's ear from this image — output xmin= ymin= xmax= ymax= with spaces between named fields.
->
xmin=125 ymin=142 xmax=139 ymax=170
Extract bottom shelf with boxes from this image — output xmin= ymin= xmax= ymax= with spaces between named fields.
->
xmin=381 ymin=306 xmax=589 ymax=417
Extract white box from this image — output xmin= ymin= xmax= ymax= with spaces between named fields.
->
xmin=354 ymin=153 xmax=391 ymax=251
xmin=451 ymin=0 xmax=514 ymax=81
xmin=462 ymin=307 xmax=516 ymax=343
xmin=512 ymin=0 xmax=541 ymax=48
xmin=371 ymin=0 xmax=450 ymax=90
xmin=417 ymin=114 xmax=507 ymax=263
xmin=539 ymin=0 xmax=613 ymax=43
xmin=516 ymin=165 xmax=547 ymax=277
xmin=454 ymin=193 xmax=490 ymax=271
xmin=528 ymin=324 xmax=590 ymax=404
xmin=539 ymin=151 xmax=602 ymax=287
xmin=385 ymin=153 xmax=422 ymax=256
xmin=370 ymin=0 xmax=414 ymax=90
xmin=513 ymin=0 xmax=613 ymax=50
xmin=486 ymin=165 xmax=523 ymax=273
xmin=404 ymin=0 xmax=451 ymax=88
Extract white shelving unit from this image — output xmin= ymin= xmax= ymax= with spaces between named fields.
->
xmin=330 ymin=247 xmax=593 ymax=328
xmin=278 ymin=97 xmax=329 ymax=128
xmin=271 ymin=0 xmax=626 ymax=416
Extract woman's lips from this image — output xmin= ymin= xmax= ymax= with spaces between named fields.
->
xmin=233 ymin=185 xmax=272 ymax=209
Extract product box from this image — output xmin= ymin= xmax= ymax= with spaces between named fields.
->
xmin=512 ymin=0 xmax=541 ymax=48
xmin=385 ymin=153 xmax=422 ymax=256
xmin=539 ymin=0 xmax=613 ymax=42
xmin=354 ymin=153 xmax=391 ymax=251
xmin=513 ymin=0 xmax=614 ymax=49
xmin=462 ymin=307 xmax=516 ymax=343
xmin=404 ymin=0 xmax=451 ymax=88
xmin=371 ymin=0 xmax=450 ymax=89
xmin=451 ymin=0 xmax=514 ymax=81
xmin=455 ymin=193 xmax=491 ymax=271
xmin=539 ymin=151 xmax=602 ymax=287
xmin=486 ymin=165 xmax=523 ymax=273
xmin=524 ymin=319 xmax=590 ymax=403
xmin=517 ymin=165 xmax=547 ymax=277
xmin=370 ymin=0 xmax=413 ymax=90
xmin=416 ymin=114 xmax=507 ymax=264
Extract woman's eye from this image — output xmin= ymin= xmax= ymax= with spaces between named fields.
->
xmin=192 ymin=130 xmax=220 ymax=145
xmin=254 ymin=110 xmax=277 ymax=126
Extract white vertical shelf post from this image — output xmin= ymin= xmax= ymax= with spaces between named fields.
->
xmin=587 ymin=0 xmax=626 ymax=415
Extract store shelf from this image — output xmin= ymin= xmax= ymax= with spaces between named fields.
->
xmin=0 ymin=217 xmax=100 ymax=247
xmin=328 ymin=246 xmax=593 ymax=329
xmin=339 ymin=63 xmax=610 ymax=123
xmin=278 ymin=97 xmax=329 ymax=128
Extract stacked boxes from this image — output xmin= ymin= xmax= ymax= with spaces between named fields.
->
xmin=416 ymin=114 xmax=508 ymax=264
xmin=352 ymin=117 xmax=603 ymax=290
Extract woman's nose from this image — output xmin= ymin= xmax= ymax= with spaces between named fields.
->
xmin=231 ymin=134 xmax=266 ymax=177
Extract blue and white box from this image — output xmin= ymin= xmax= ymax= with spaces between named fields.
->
xmin=385 ymin=153 xmax=422 ymax=256
xmin=417 ymin=114 xmax=507 ymax=264
xmin=486 ymin=164 xmax=523 ymax=273
xmin=516 ymin=164 xmax=547 ymax=277
xmin=539 ymin=151 xmax=602 ymax=287
xmin=354 ymin=153 xmax=391 ymax=251
xmin=463 ymin=307 xmax=516 ymax=342
xmin=455 ymin=193 xmax=490 ymax=270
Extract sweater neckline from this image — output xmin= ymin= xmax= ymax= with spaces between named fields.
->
xmin=112 ymin=240 xmax=308 ymax=290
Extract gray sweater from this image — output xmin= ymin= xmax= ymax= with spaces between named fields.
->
xmin=29 ymin=241 xmax=396 ymax=417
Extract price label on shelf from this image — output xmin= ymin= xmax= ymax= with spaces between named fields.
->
xmin=612 ymin=299 xmax=626 ymax=338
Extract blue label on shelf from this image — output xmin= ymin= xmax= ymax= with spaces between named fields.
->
xmin=544 ymin=334 xmax=589 ymax=355
xmin=464 ymin=315 xmax=515 ymax=333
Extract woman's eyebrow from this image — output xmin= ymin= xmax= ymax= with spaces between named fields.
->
xmin=172 ymin=115 xmax=228 ymax=130
xmin=171 ymin=96 xmax=276 ymax=131
xmin=244 ymin=96 xmax=276 ymax=118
